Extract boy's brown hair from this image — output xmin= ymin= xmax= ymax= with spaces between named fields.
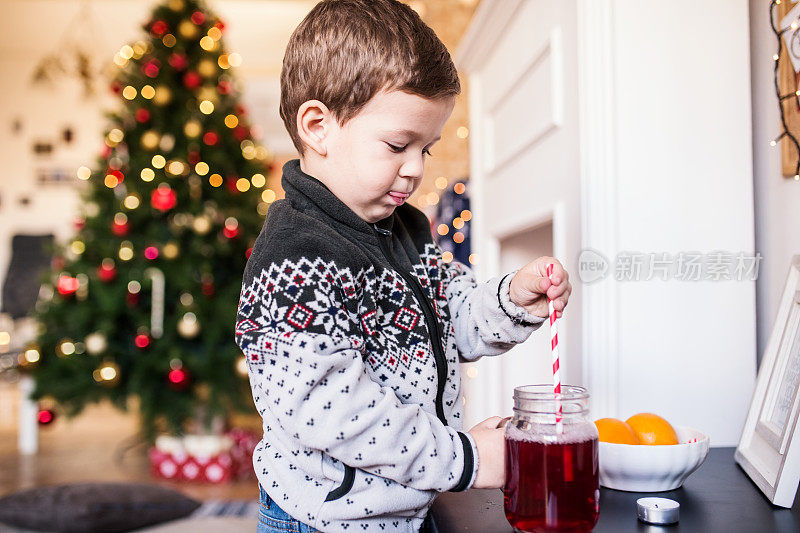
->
xmin=280 ymin=0 xmax=461 ymax=156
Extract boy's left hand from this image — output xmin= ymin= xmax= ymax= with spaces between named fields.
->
xmin=509 ymin=257 xmax=572 ymax=319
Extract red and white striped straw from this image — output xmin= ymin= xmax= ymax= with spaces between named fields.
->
xmin=547 ymin=263 xmax=563 ymax=434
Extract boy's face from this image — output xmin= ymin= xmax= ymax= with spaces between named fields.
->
xmin=301 ymin=88 xmax=455 ymax=224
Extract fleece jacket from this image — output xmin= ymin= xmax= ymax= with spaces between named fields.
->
xmin=234 ymin=158 xmax=545 ymax=532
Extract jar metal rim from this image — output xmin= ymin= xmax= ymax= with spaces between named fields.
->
xmin=513 ymin=384 xmax=589 ymax=401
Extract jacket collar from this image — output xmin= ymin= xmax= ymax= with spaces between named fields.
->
xmin=281 ymin=158 xmax=395 ymax=240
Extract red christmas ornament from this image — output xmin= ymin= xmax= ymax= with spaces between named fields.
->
xmin=127 ymin=292 xmax=139 ymax=307
xmin=150 ymin=20 xmax=168 ymax=36
xmin=203 ymin=131 xmax=218 ymax=146
xmin=168 ymin=52 xmax=189 ymax=71
xmin=191 ymin=11 xmax=205 ymax=24
xmin=57 ymin=275 xmax=79 ymax=296
xmin=187 ymin=150 xmax=200 ymax=165
xmin=135 ymin=333 xmax=151 ymax=349
xmin=144 ymin=246 xmax=159 ymax=260
xmin=38 ymin=409 xmax=55 ymax=425
xmin=233 ymin=126 xmax=248 ymax=142
xmin=51 ymin=255 xmax=65 ymax=271
xmin=107 ymin=169 xmax=124 ymax=184
xmin=73 ymin=217 xmax=85 ymax=231
xmin=111 ymin=219 xmax=130 ymax=237
xmin=135 ymin=108 xmax=151 ymax=123
xmin=142 ymin=59 xmax=160 ymax=78
xmin=97 ymin=262 xmax=117 ymax=283
xmin=151 ymin=186 xmax=177 ymax=212
xmin=223 ymin=226 xmax=239 ymax=239
xmin=183 ymin=71 xmax=202 ymax=89
xmin=201 ymin=281 xmax=215 ymax=297
xmin=167 ymin=368 xmax=190 ymax=390
xmin=214 ymin=20 xmax=225 ymax=31
xmin=216 ymin=80 xmax=231 ymax=95
xmin=225 ymin=176 xmax=240 ymax=194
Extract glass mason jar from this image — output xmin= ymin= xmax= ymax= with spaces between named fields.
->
xmin=503 ymin=385 xmax=600 ymax=533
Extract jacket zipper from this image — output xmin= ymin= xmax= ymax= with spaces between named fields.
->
xmin=373 ymin=224 xmax=448 ymax=425
xmin=324 ymin=224 xmax=450 ymax=503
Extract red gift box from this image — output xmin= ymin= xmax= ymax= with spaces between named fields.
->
xmin=148 ymin=429 xmax=260 ymax=483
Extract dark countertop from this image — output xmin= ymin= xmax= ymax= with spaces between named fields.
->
xmin=431 ymin=447 xmax=800 ymax=532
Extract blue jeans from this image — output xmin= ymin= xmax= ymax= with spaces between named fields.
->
xmin=257 ymin=483 xmax=319 ymax=533
xmin=257 ymin=484 xmax=439 ymax=533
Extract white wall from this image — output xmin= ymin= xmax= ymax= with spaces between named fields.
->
xmin=610 ymin=0 xmax=756 ymax=446
xmin=459 ymin=0 xmax=756 ymax=446
xmin=749 ymin=0 xmax=800 ymax=364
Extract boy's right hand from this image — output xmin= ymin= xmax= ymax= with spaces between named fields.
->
xmin=467 ymin=416 xmax=507 ymax=489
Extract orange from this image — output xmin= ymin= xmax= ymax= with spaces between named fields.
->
xmin=625 ymin=413 xmax=679 ymax=445
xmin=594 ymin=418 xmax=640 ymax=444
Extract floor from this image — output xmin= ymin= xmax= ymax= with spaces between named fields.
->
xmin=0 ymin=396 xmax=261 ymax=502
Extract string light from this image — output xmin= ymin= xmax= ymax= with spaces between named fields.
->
xmin=435 ymin=176 xmax=448 ymax=189
xmin=261 ymin=189 xmax=276 ymax=203
xmin=456 ymin=126 xmax=469 ymax=139
xmin=224 ymin=114 xmax=239 ymax=128
xmin=122 ymin=86 xmax=137 ymax=100
xmin=195 ymin=162 xmax=209 ymax=175
xmin=228 ymin=53 xmax=242 ymax=67
xmin=141 ymin=85 xmax=156 ymax=99
xmin=199 ymin=100 xmax=214 ymax=114
xmin=251 ymin=173 xmax=266 ymax=187
xmin=437 ymin=224 xmax=449 ymax=236
xmin=141 ymin=168 xmax=155 ymax=181
xmin=454 ymin=183 xmax=466 ymax=194
xmin=770 ymin=1 xmax=800 ymax=178
xmin=77 ymin=166 xmax=91 ymax=180
xmin=209 ymin=173 xmax=223 ymax=187
xmin=152 ymin=155 xmax=166 ymax=168
xmin=236 ymin=177 xmax=251 ymax=192
xmin=199 ymin=36 xmax=216 ymax=51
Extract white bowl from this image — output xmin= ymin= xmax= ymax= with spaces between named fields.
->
xmin=599 ymin=426 xmax=709 ymax=492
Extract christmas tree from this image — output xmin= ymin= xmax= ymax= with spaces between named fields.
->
xmin=24 ymin=0 xmax=273 ymax=442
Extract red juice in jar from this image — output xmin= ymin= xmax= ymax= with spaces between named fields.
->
xmin=504 ymin=420 xmax=599 ymax=532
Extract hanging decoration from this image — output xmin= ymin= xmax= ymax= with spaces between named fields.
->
xmin=145 ymin=268 xmax=165 ymax=338
xmin=770 ymin=0 xmax=800 ymax=179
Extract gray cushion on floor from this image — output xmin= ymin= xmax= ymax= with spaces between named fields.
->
xmin=0 ymin=482 xmax=201 ymax=532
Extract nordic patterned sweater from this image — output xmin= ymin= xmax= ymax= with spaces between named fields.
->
xmin=234 ymin=158 xmax=546 ymax=532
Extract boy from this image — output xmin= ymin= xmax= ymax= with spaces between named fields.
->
xmin=234 ymin=1 xmax=572 ymax=532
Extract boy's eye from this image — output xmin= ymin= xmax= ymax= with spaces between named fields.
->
xmin=386 ymin=143 xmax=433 ymax=157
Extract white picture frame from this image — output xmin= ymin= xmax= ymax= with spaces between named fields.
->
xmin=735 ymin=255 xmax=800 ymax=507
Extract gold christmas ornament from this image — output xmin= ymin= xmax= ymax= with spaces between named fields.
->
xmin=197 ymin=58 xmax=216 ymax=77
xmin=163 ymin=242 xmax=180 ymax=259
xmin=140 ymin=130 xmax=160 ymax=150
xmin=153 ymin=86 xmax=172 ymax=106
xmin=178 ymin=19 xmax=199 ymax=40
xmin=193 ymin=215 xmax=212 ymax=234
xmin=177 ymin=312 xmax=200 ymax=338
xmin=183 ymin=120 xmax=202 ymax=138
xmin=85 ymin=332 xmax=108 ymax=355
xmin=159 ymin=134 xmax=175 ymax=152
xmin=197 ymin=86 xmax=217 ymax=102
xmin=236 ymin=355 xmax=248 ymax=377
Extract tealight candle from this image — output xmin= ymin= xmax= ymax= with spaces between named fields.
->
xmin=636 ymin=497 xmax=680 ymax=525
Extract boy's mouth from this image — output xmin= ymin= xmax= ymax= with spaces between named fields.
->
xmin=387 ymin=192 xmax=409 ymax=205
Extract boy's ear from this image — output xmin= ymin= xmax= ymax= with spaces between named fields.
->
xmin=297 ymin=100 xmax=331 ymax=157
